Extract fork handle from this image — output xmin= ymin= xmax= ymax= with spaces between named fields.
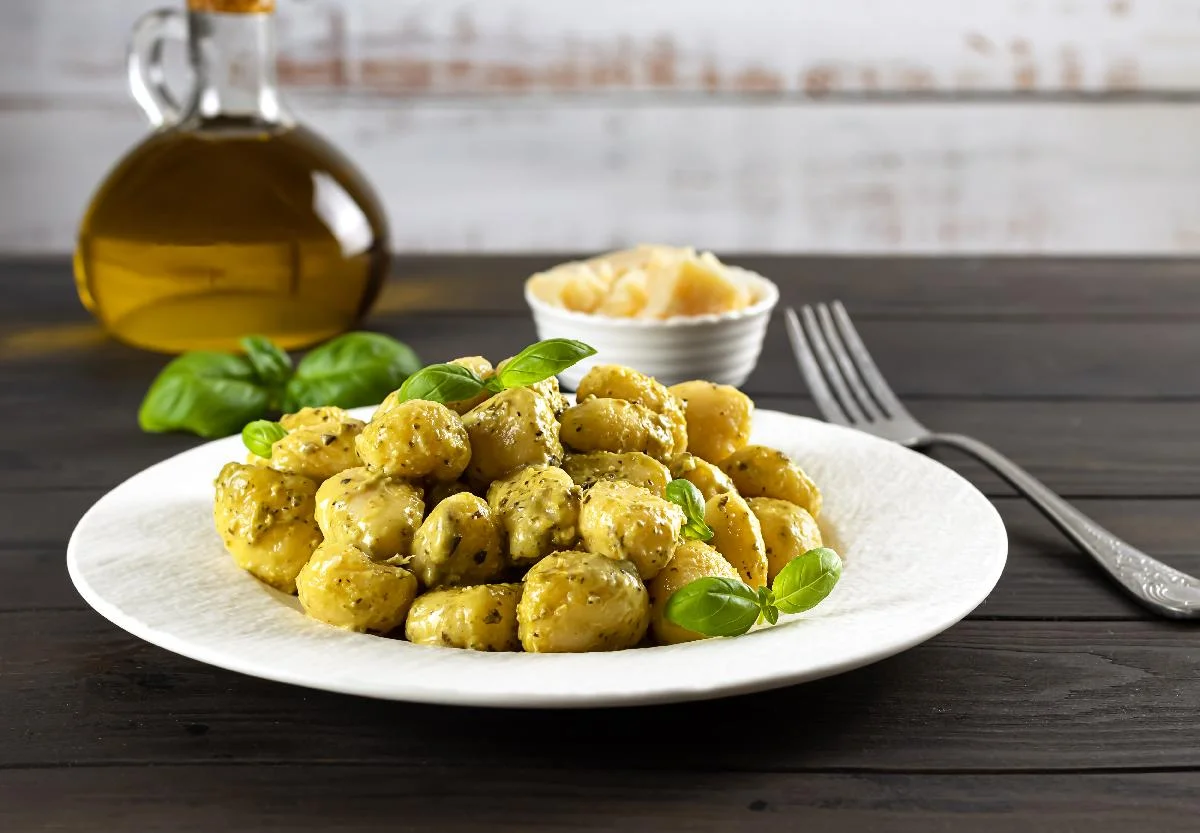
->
xmin=926 ymin=433 xmax=1200 ymax=619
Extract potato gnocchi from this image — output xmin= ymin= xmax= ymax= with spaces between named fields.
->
xmin=213 ymin=354 xmax=828 ymax=653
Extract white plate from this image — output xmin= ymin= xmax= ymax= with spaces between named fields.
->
xmin=67 ymin=409 xmax=1007 ymax=708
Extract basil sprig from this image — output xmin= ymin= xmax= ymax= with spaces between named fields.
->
xmin=242 ymin=420 xmax=287 ymax=458
xmin=665 ymin=479 xmax=714 ymax=541
xmin=138 ymin=351 xmax=271 ymax=439
xmin=284 ymin=332 xmax=421 ymax=411
xmin=241 ymin=335 xmax=293 ymax=400
xmin=486 ymin=338 xmax=596 ymax=392
xmin=665 ymin=577 xmax=762 ymax=637
xmin=396 ymin=363 xmax=488 ymax=404
xmin=138 ymin=332 xmax=420 ymax=438
xmin=665 ymin=547 xmax=843 ymax=637
xmin=772 ymin=547 xmax=843 ymax=614
xmin=397 ymin=339 xmax=596 ymax=405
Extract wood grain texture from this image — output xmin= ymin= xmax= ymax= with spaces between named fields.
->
xmin=7 ymin=308 xmax=1191 ymax=403
xmin=7 ymin=0 xmax=1200 ymax=101
xmin=1 ymin=767 xmax=1198 ymax=833
xmin=9 ymin=102 xmax=1200 ymax=254
xmin=2 ymin=614 xmax=1197 ymax=771
xmin=15 ymin=256 xmax=1200 ymax=321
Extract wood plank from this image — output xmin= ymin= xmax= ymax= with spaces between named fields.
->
xmin=1 ymin=767 xmax=1197 ymax=833
xmin=759 ymin=397 xmax=1200 ymax=497
xmin=9 ymin=103 xmax=1200 ymax=255
xmin=15 ymin=256 xmax=1200 ymax=322
xmin=374 ymin=254 xmax=1200 ymax=319
xmin=6 ymin=311 xmax=1186 ymax=403
xmin=12 ymin=498 xmax=1198 ymax=619
xmin=7 ymin=0 xmax=1200 ymax=100
xmin=1 ymin=616 xmax=1196 ymax=771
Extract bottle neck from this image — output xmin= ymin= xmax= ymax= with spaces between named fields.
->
xmin=187 ymin=11 xmax=289 ymax=125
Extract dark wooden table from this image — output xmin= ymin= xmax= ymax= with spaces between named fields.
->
xmin=2 ymin=256 xmax=1198 ymax=831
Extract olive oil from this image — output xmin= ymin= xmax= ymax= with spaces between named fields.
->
xmin=75 ymin=0 xmax=389 ymax=353
xmin=76 ymin=124 xmax=389 ymax=353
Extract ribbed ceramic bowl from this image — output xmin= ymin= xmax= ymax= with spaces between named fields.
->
xmin=525 ymin=266 xmax=779 ymax=389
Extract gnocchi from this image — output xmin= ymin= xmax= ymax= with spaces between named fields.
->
xmin=562 ymin=451 xmax=671 ymax=496
xmin=461 ymin=386 xmax=563 ymax=487
xmin=749 ymin=497 xmax=824 ymax=582
xmin=517 ymin=551 xmax=650 ymax=653
xmin=704 ymin=491 xmax=769 ymax=588
xmin=576 ymin=364 xmax=687 ymax=455
xmin=408 ymin=492 xmax=505 ymax=588
xmin=296 ymin=540 xmax=419 ymax=633
xmin=213 ymin=347 xmax=832 ymax=654
xmin=405 ymin=583 xmax=522 ymax=651
xmin=647 ymin=539 xmax=740 ymax=645
xmin=355 ymin=399 xmax=471 ymax=482
xmin=720 ymin=444 xmax=823 ymax=517
xmin=270 ymin=406 xmax=364 ymax=481
xmin=213 ymin=462 xmax=322 ymax=593
xmin=668 ymin=380 xmax=754 ymax=463
xmin=668 ymin=452 xmax=736 ymax=501
xmin=314 ymin=466 xmax=424 ymax=561
xmin=578 ymin=480 xmax=684 ymax=580
xmin=560 ymin=397 xmax=675 ymax=461
xmin=487 ymin=464 xmax=581 ymax=568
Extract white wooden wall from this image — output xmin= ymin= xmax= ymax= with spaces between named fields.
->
xmin=5 ymin=0 xmax=1200 ymax=254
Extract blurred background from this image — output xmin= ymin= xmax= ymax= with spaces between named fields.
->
xmin=5 ymin=0 xmax=1200 ymax=255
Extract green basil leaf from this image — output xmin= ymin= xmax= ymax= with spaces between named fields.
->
xmin=492 ymin=338 xmax=596 ymax=390
xmin=665 ymin=479 xmax=714 ymax=541
xmin=395 ymin=363 xmax=487 ymax=405
xmin=138 ymin=352 xmax=269 ymax=438
xmin=242 ymin=420 xmax=288 ymax=458
xmin=754 ymin=586 xmax=779 ymax=624
xmin=239 ymin=335 xmax=293 ymax=390
xmin=664 ymin=576 xmax=762 ymax=637
xmin=771 ymin=547 xmax=843 ymax=615
xmin=284 ymin=332 xmax=422 ymax=411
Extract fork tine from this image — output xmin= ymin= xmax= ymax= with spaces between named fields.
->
xmin=784 ymin=307 xmax=850 ymax=426
xmin=829 ymin=301 xmax=909 ymax=417
xmin=815 ymin=303 xmax=883 ymax=421
xmin=800 ymin=305 xmax=867 ymax=424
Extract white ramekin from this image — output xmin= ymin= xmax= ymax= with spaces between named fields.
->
xmin=525 ymin=266 xmax=779 ymax=390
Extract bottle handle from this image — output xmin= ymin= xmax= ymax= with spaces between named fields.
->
xmin=127 ymin=8 xmax=190 ymax=127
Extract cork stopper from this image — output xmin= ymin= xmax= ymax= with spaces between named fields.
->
xmin=188 ymin=0 xmax=275 ymax=12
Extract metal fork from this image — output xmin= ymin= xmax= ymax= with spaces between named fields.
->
xmin=786 ymin=302 xmax=1200 ymax=619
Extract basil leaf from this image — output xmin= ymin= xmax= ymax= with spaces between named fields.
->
xmin=772 ymin=547 xmax=843 ymax=615
xmin=139 ymin=352 xmax=269 ymax=438
xmin=396 ymin=363 xmax=487 ymax=405
xmin=242 ymin=420 xmax=287 ymax=458
xmin=754 ymin=586 xmax=779 ymax=624
xmin=240 ymin=335 xmax=293 ymax=390
xmin=665 ymin=479 xmax=714 ymax=541
xmin=491 ymin=339 xmax=596 ymax=390
xmin=664 ymin=576 xmax=762 ymax=637
xmin=284 ymin=332 xmax=421 ymax=411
